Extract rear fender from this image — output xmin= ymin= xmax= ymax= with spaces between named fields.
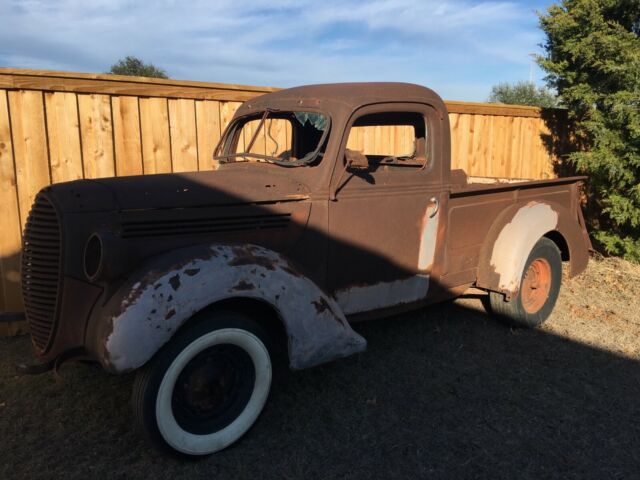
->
xmin=476 ymin=201 xmax=589 ymax=299
xmin=89 ymin=244 xmax=366 ymax=372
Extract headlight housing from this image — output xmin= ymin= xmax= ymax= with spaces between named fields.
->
xmin=83 ymin=233 xmax=103 ymax=280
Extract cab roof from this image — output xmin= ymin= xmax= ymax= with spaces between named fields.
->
xmin=235 ymin=82 xmax=446 ymax=120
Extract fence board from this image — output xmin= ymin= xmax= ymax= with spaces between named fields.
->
xmin=0 ymin=90 xmax=24 ymax=313
xmin=112 ymin=96 xmax=143 ymax=176
xmin=45 ymin=91 xmax=83 ymax=183
xmin=140 ymin=97 xmax=172 ymax=174
xmin=78 ymin=94 xmax=115 ymax=179
xmin=265 ymin=119 xmax=289 ymax=157
xmin=195 ymin=100 xmax=221 ymax=171
xmin=9 ymin=90 xmax=50 ymax=227
xmin=168 ymin=99 xmax=198 ymax=172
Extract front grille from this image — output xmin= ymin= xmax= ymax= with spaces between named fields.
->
xmin=21 ymin=194 xmax=62 ymax=353
xmin=121 ymin=213 xmax=291 ymax=239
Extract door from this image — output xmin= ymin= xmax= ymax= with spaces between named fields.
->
xmin=328 ymin=103 xmax=444 ymax=315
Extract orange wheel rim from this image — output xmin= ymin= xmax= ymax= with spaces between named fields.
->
xmin=521 ymin=258 xmax=552 ymax=314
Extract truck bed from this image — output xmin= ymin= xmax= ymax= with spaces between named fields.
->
xmin=441 ymin=169 xmax=588 ymax=288
xmin=450 ymin=168 xmax=587 ymax=196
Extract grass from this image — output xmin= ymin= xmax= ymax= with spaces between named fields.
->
xmin=1 ymin=255 xmax=639 ymax=479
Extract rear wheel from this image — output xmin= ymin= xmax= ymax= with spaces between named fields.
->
xmin=132 ymin=311 xmax=272 ymax=456
xmin=489 ymin=237 xmax=562 ymax=328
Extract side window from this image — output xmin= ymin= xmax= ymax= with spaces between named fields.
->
xmin=345 ymin=111 xmax=428 ymax=170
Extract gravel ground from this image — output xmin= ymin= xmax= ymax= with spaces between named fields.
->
xmin=1 ymin=255 xmax=639 ymax=479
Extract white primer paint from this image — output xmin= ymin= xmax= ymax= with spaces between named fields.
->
xmin=418 ymin=203 xmax=439 ymax=271
xmin=104 ymin=245 xmax=366 ymax=371
xmin=489 ymin=202 xmax=559 ymax=293
xmin=334 ymin=275 xmax=430 ymax=315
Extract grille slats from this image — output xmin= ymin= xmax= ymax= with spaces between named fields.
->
xmin=21 ymin=195 xmax=62 ymax=353
xmin=121 ymin=213 xmax=291 ymax=239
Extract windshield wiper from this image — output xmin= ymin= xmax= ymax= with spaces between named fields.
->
xmin=213 ymin=152 xmax=300 ymax=167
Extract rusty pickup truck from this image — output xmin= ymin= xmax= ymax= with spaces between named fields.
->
xmin=20 ymin=83 xmax=591 ymax=456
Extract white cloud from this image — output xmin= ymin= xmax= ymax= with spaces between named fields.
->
xmin=0 ymin=0 xmax=549 ymax=100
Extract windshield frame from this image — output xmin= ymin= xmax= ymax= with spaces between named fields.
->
xmin=214 ymin=108 xmax=332 ymax=168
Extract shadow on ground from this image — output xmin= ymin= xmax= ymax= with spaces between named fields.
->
xmin=1 ymin=296 xmax=639 ymax=480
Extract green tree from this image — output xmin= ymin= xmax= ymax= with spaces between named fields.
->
xmin=538 ymin=0 xmax=640 ymax=261
xmin=108 ymin=56 xmax=168 ymax=79
xmin=488 ymin=81 xmax=559 ymax=108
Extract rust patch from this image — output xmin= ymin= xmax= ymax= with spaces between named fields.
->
xmin=184 ymin=268 xmax=200 ymax=276
xmin=280 ymin=264 xmax=301 ymax=277
xmin=232 ymin=280 xmax=255 ymax=291
xmin=311 ymin=297 xmax=344 ymax=324
xmin=169 ymin=274 xmax=181 ymax=290
xmin=312 ymin=297 xmax=330 ymax=313
xmin=228 ymin=255 xmax=276 ymax=270
xmin=165 ymin=308 xmax=176 ymax=320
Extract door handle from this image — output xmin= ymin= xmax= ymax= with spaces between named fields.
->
xmin=429 ymin=197 xmax=439 ymax=218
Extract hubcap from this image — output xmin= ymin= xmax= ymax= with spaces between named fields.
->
xmin=171 ymin=344 xmax=255 ymax=435
xmin=521 ymin=258 xmax=552 ymax=314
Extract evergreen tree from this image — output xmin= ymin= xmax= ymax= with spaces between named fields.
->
xmin=538 ymin=0 xmax=640 ymax=261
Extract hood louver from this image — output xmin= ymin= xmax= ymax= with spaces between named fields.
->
xmin=121 ymin=213 xmax=291 ymax=239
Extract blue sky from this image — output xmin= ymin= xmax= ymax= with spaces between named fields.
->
xmin=0 ymin=0 xmax=555 ymax=101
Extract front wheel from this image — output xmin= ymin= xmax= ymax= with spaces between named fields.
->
xmin=132 ymin=311 xmax=272 ymax=456
xmin=489 ymin=237 xmax=562 ymax=328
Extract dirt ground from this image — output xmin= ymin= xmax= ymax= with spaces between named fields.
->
xmin=1 ymin=255 xmax=639 ymax=479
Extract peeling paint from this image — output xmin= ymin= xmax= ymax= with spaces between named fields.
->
xmin=168 ymin=274 xmax=181 ymax=291
xmin=489 ymin=202 xmax=559 ymax=293
xmin=232 ymin=280 xmax=255 ymax=291
xmin=104 ymin=244 xmax=366 ymax=372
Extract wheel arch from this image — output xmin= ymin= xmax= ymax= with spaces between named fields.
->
xmin=190 ymin=296 xmax=288 ymax=356
xmin=476 ymin=200 xmax=588 ymax=299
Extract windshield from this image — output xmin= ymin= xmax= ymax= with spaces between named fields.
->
xmin=214 ymin=110 xmax=329 ymax=167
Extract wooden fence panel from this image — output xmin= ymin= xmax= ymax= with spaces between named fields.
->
xmin=112 ymin=96 xmax=143 ymax=176
xmin=8 ymin=90 xmax=51 ymax=228
xmin=168 ymin=99 xmax=198 ymax=173
xmin=45 ymin=91 xmax=83 ymax=183
xmin=195 ymin=100 xmax=221 ymax=171
xmin=140 ymin=97 xmax=172 ymax=174
xmin=78 ymin=94 xmax=115 ymax=179
xmin=0 ymin=68 xmax=564 ymax=332
xmin=0 ymin=90 xmax=24 ymax=315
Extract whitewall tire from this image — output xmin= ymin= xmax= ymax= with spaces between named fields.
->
xmin=132 ymin=312 xmax=272 ymax=456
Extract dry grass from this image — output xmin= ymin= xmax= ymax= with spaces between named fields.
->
xmin=1 ymin=255 xmax=640 ymax=479
xmin=547 ymin=255 xmax=640 ymax=359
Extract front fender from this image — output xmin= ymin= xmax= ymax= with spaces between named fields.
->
xmin=87 ymin=244 xmax=366 ymax=372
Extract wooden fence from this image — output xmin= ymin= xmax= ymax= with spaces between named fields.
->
xmin=0 ymin=68 xmax=558 ymax=335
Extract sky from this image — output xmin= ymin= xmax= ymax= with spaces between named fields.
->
xmin=0 ymin=0 xmax=556 ymax=101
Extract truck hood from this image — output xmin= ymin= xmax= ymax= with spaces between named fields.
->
xmin=46 ymin=168 xmax=310 ymax=213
